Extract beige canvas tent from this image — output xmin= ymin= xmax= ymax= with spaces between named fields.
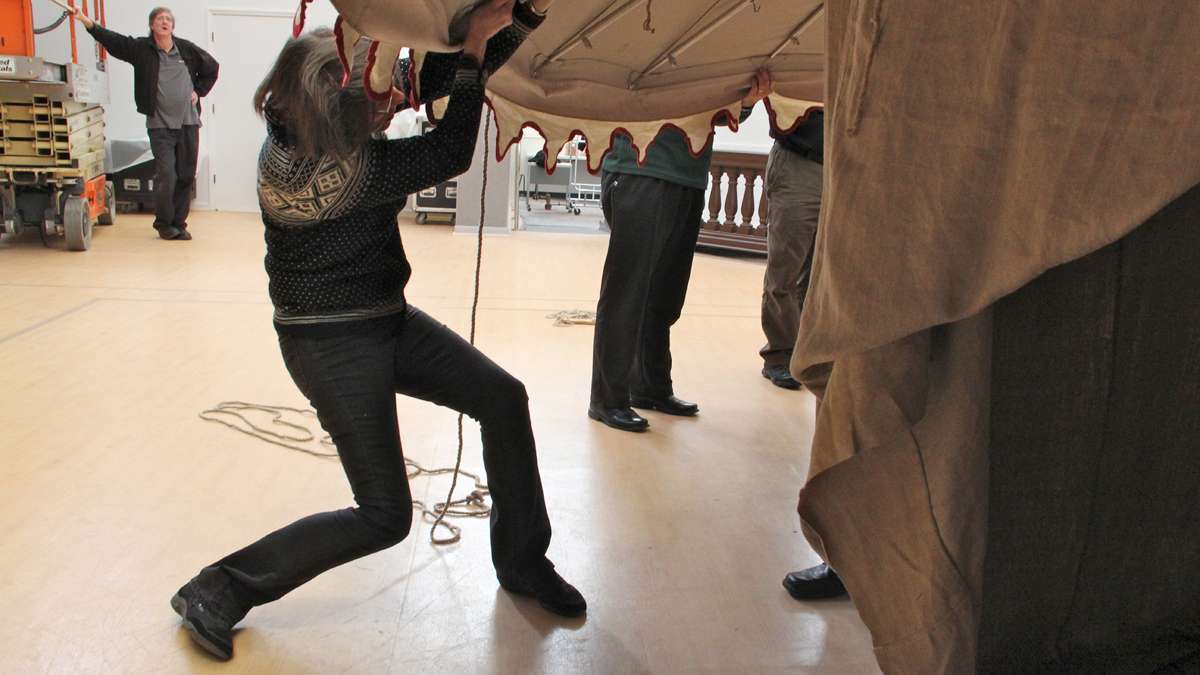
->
xmin=304 ymin=0 xmax=824 ymax=168
xmin=291 ymin=1 xmax=1200 ymax=672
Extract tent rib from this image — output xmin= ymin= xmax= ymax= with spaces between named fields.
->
xmin=533 ymin=0 xmax=647 ymax=77
xmin=766 ymin=3 xmax=823 ymax=63
xmin=630 ymin=0 xmax=756 ymax=89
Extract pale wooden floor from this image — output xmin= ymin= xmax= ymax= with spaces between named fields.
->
xmin=0 ymin=212 xmax=878 ymax=674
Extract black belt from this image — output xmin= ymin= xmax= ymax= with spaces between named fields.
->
xmin=778 ymin=141 xmax=822 ymax=165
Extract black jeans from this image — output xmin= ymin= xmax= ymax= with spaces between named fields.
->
xmin=590 ymin=172 xmax=703 ymax=408
xmin=148 ymin=125 xmax=199 ymax=231
xmin=190 ymin=306 xmax=552 ymax=621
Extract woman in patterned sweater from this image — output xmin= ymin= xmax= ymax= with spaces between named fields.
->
xmin=169 ymin=0 xmax=582 ymax=661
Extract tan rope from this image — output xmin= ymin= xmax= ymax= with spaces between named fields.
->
xmin=546 ymin=309 xmax=596 ymax=326
xmin=427 ymin=112 xmax=493 ymax=544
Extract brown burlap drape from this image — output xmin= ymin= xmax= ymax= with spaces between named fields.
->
xmin=795 ymin=3 xmax=1200 ymax=672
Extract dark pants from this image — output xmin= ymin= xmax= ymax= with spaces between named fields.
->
xmin=979 ymin=183 xmax=1200 ymax=673
xmin=148 ymin=125 xmax=199 ymax=232
xmin=591 ymin=172 xmax=703 ymax=408
xmin=190 ymin=306 xmax=552 ymax=621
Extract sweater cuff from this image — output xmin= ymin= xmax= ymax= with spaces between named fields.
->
xmin=455 ymin=55 xmax=486 ymax=86
xmin=513 ymin=2 xmax=546 ymax=35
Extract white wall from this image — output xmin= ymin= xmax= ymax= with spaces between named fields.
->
xmin=38 ymin=0 xmax=342 ymax=209
xmin=713 ymin=104 xmax=774 ymax=155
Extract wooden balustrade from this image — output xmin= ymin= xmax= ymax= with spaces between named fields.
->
xmin=699 ymin=150 xmax=769 ymax=255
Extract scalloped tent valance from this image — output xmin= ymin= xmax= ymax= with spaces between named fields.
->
xmin=295 ymin=0 xmax=824 ymax=170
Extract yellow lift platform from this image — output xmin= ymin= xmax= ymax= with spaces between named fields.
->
xmin=0 ymin=0 xmax=113 ymax=250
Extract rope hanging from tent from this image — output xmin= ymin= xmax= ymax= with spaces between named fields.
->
xmin=428 ymin=112 xmax=493 ymax=544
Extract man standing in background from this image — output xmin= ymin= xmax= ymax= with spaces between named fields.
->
xmin=760 ymin=109 xmax=823 ymax=390
xmin=70 ymin=7 xmax=219 ymax=241
xmin=589 ymin=70 xmax=773 ymax=432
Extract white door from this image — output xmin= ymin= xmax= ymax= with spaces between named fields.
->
xmin=207 ymin=10 xmax=292 ymax=212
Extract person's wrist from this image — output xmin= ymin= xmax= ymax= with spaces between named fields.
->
xmin=530 ymin=0 xmax=552 ymax=15
xmin=463 ymin=36 xmax=486 ymax=62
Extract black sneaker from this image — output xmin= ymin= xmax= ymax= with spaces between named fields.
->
xmin=762 ymin=364 xmax=801 ymax=390
xmin=170 ymin=583 xmax=236 ymax=660
xmin=499 ymin=560 xmax=587 ymax=617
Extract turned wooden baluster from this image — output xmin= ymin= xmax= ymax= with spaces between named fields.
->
xmin=706 ymin=165 xmax=722 ymax=229
xmin=758 ymin=172 xmax=769 ymax=233
xmin=723 ymin=168 xmax=739 ymax=231
xmin=739 ymin=169 xmax=758 ymax=233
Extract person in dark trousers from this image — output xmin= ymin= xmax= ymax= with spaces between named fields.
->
xmin=70 ymin=6 xmax=218 ymax=241
xmin=160 ymin=0 xmax=582 ymax=662
xmin=588 ymin=70 xmax=773 ymax=432
xmin=760 ymin=109 xmax=823 ymax=390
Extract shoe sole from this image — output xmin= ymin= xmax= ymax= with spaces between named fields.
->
xmin=587 ymin=409 xmax=648 ymax=432
xmin=629 ymin=399 xmax=699 ymax=417
xmin=170 ymin=593 xmax=233 ymax=661
xmin=499 ymin=583 xmax=587 ymax=618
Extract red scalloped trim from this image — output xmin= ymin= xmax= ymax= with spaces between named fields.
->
xmin=428 ymin=94 xmax=824 ymax=179
xmin=360 ymin=42 xmax=398 ymax=102
xmin=292 ymin=0 xmax=312 ymax=38
xmin=360 ymin=41 xmax=384 ymax=99
xmin=334 ymin=17 xmax=352 ymax=87
xmin=360 ymin=44 xmax=393 ymax=100
xmin=491 ymin=103 xmax=758 ymax=176
xmin=762 ymin=95 xmax=823 ymax=137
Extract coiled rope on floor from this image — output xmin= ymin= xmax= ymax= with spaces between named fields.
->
xmin=198 ymin=401 xmax=490 ymax=544
xmin=546 ymin=309 xmax=596 ymax=326
xmin=199 ymin=115 xmax=498 ymax=546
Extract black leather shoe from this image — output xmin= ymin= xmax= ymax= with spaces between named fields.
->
xmin=170 ymin=583 xmax=236 ymax=660
xmin=156 ymin=225 xmax=182 ymax=240
xmin=588 ymin=406 xmax=649 ymax=432
xmin=499 ymin=560 xmax=587 ymax=617
xmin=174 ymin=226 xmax=192 ymax=240
xmin=762 ymin=364 xmax=801 ymax=390
xmin=629 ymin=394 xmax=699 ymax=416
xmin=782 ymin=563 xmax=847 ymax=600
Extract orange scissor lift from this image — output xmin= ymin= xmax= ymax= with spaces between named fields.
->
xmin=0 ymin=0 xmax=113 ymax=250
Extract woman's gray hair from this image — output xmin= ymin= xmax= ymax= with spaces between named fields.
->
xmin=254 ymin=28 xmax=382 ymax=161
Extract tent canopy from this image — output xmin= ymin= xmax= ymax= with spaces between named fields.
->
xmin=303 ymin=0 xmax=824 ymax=169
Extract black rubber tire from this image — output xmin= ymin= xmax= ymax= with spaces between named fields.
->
xmin=63 ymin=196 xmax=92 ymax=251
xmin=97 ymin=183 xmax=116 ymax=225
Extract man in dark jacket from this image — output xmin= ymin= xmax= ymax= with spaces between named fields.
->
xmin=71 ymin=7 xmax=219 ymax=240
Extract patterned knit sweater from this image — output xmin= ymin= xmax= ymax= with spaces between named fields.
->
xmin=259 ymin=5 xmax=543 ymax=332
